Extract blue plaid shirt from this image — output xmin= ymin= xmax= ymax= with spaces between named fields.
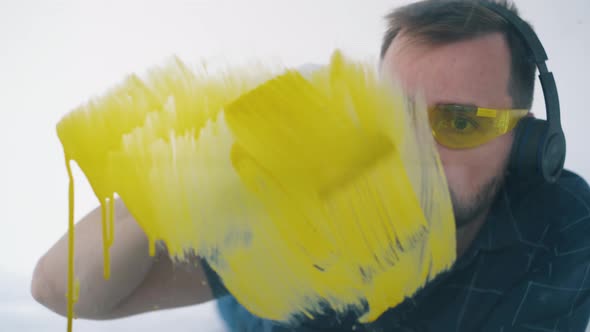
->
xmin=206 ymin=169 xmax=590 ymax=332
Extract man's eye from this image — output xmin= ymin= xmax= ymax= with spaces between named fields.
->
xmin=450 ymin=116 xmax=478 ymax=132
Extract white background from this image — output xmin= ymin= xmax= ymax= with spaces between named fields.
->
xmin=0 ymin=0 xmax=589 ymax=331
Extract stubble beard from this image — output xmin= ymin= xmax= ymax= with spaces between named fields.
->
xmin=450 ymin=175 xmax=504 ymax=228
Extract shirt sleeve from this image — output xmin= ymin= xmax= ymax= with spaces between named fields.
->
xmin=200 ymin=259 xmax=230 ymax=298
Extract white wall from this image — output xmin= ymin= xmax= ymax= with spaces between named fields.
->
xmin=0 ymin=0 xmax=588 ymax=331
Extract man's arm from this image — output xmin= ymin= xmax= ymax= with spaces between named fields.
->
xmin=30 ymin=198 xmax=215 ymax=320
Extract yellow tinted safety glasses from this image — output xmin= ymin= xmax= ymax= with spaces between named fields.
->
xmin=428 ymin=104 xmax=529 ymax=149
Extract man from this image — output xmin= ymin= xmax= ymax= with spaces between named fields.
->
xmin=31 ymin=0 xmax=590 ymax=331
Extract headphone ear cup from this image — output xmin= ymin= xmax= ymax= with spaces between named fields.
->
xmin=541 ymin=128 xmax=566 ymax=183
xmin=509 ymin=117 xmax=549 ymax=181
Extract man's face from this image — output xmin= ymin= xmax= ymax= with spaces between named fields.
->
xmin=381 ymin=32 xmax=515 ymax=227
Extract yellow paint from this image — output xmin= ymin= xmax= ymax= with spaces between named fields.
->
xmin=64 ymin=158 xmax=78 ymax=332
xmin=56 ymin=51 xmax=455 ymax=330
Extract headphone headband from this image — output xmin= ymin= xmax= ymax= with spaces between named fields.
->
xmin=479 ymin=2 xmax=548 ymax=67
xmin=479 ymin=1 xmax=561 ymax=127
xmin=479 ymin=1 xmax=566 ymax=183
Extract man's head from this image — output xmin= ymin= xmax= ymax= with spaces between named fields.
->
xmin=380 ymin=0 xmax=536 ymax=227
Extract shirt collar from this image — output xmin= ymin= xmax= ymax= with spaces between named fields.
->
xmin=463 ymin=174 xmax=547 ymax=254
xmin=474 ymin=187 xmax=521 ymax=251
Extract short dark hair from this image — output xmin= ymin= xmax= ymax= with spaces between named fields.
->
xmin=380 ymin=0 xmax=536 ymax=109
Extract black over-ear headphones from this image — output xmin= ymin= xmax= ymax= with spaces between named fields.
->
xmin=480 ymin=1 xmax=566 ymax=183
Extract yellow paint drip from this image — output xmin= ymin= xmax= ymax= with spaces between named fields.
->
xmin=56 ymin=51 xmax=456 ymax=330
xmin=64 ymin=158 xmax=79 ymax=331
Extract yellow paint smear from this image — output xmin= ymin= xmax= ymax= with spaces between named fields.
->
xmin=56 ymin=51 xmax=455 ymax=330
